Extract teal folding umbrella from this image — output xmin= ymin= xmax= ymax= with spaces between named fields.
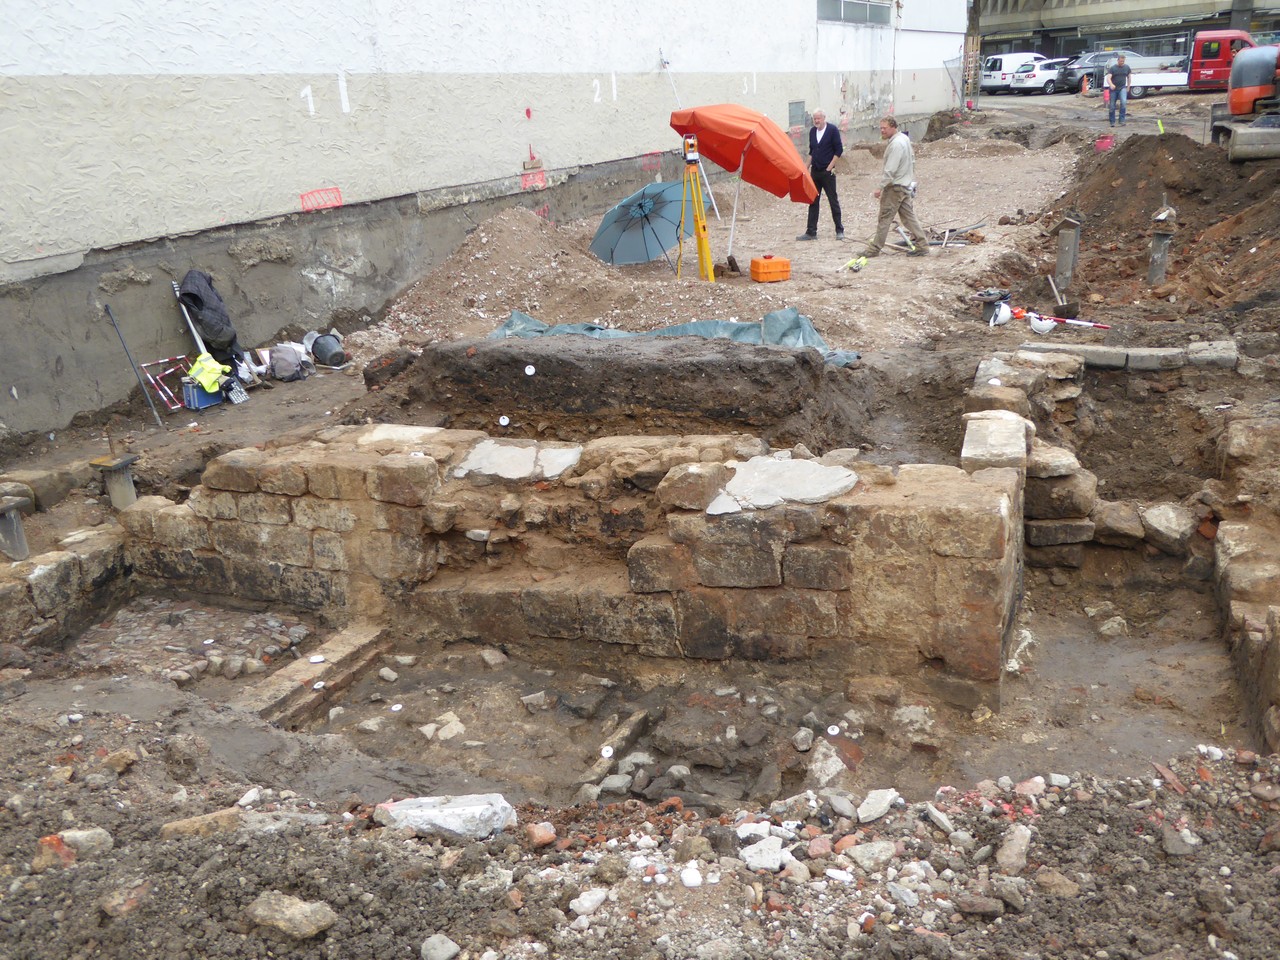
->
xmin=589 ymin=180 xmax=701 ymax=271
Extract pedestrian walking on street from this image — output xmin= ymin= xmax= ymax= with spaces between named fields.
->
xmin=860 ymin=116 xmax=929 ymax=258
xmin=796 ymin=109 xmax=844 ymax=241
xmin=1106 ymin=55 xmax=1132 ymax=126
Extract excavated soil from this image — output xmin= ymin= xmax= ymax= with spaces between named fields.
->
xmin=4 ymin=109 xmax=1280 ymax=959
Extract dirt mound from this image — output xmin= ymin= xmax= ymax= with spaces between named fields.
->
xmin=1057 ymin=134 xmax=1280 ymax=325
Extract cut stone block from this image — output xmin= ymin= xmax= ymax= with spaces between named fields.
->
xmin=234 ymin=492 xmax=293 ymax=525
xmin=783 ymin=543 xmax=854 ymax=590
xmin=656 ymin=462 xmax=732 ymax=511
xmin=367 ymin=454 xmax=440 ymax=506
xmin=211 ymin=521 xmax=313 ymax=567
xmin=964 ymin=384 xmax=1032 ymax=419
xmin=1187 ymin=340 xmax=1238 ymax=369
xmin=1091 ymin=499 xmax=1146 ymax=547
xmin=974 ymin=357 xmax=1046 ymax=394
xmin=202 ymin=449 xmax=266 ymax=492
xmin=961 ymin=418 xmax=1029 ymax=472
xmin=153 ymin=505 xmax=212 ymax=550
xmin=1025 ymin=470 xmax=1097 ymax=520
xmin=1140 ymin=502 xmax=1197 ymax=556
xmin=256 ymin=456 xmax=310 ymax=496
xmin=1025 ymin=543 xmax=1084 ymax=568
xmin=1016 ymin=343 xmax=1128 ymax=369
xmin=302 ymin=452 xmax=372 ymax=500
xmin=1025 ymin=518 xmax=1095 ymax=546
xmin=1026 ymin=441 xmax=1081 ymax=479
xmin=1127 ymin=347 xmax=1186 ymax=371
xmin=627 ymin=536 xmax=696 ymax=593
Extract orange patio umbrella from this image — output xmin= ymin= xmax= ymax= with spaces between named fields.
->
xmin=670 ymin=104 xmax=818 ymax=258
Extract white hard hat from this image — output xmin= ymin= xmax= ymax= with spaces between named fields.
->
xmin=1028 ymin=313 xmax=1056 ymax=335
xmin=989 ymin=302 xmax=1012 ymax=327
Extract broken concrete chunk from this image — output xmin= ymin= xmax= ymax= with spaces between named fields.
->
xmin=245 ymin=890 xmax=338 ymax=940
xmin=373 ymin=793 xmax=516 ymax=840
xmin=857 ymin=788 xmax=899 ymax=823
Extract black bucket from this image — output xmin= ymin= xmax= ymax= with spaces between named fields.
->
xmin=312 ymin=334 xmax=346 ymax=366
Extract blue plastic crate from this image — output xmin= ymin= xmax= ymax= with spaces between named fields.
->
xmin=182 ymin=377 xmax=222 ymax=410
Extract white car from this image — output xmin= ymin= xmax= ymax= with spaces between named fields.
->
xmin=981 ymin=52 xmax=1047 ymax=94
xmin=1009 ymin=58 xmax=1072 ymax=94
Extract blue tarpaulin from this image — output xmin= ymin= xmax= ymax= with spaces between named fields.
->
xmin=488 ymin=307 xmax=860 ymax=367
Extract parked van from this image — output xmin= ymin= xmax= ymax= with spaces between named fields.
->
xmin=981 ymin=52 xmax=1047 ymax=94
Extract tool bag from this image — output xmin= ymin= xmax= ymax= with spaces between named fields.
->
xmin=270 ymin=343 xmax=315 ymax=382
xmin=178 ymin=270 xmax=241 ymax=359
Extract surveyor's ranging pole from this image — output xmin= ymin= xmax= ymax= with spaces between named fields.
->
xmin=104 ymin=304 xmax=166 ymax=430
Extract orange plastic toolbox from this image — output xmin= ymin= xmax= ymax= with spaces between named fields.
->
xmin=750 ymin=255 xmax=791 ymax=283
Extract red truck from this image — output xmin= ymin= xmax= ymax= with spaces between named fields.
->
xmin=1121 ymin=29 xmax=1257 ymax=98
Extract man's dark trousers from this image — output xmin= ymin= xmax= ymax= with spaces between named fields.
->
xmin=805 ymin=169 xmax=842 ymax=236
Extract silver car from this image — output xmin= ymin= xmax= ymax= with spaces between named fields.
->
xmin=1009 ymin=58 xmax=1072 ymax=94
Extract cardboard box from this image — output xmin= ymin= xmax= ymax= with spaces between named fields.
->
xmin=751 ymin=256 xmax=791 ymax=283
xmin=182 ymin=377 xmax=222 ymax=410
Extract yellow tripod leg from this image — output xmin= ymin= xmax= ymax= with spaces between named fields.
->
xmin=691 ymin=181 xmax=714 ymax=283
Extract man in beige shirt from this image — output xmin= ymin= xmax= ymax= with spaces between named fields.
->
xmin=860 ymin=116 xmax=929 ymax=258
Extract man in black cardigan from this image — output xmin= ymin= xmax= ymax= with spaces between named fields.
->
xmin=797 ymin=109 xmax=844 ymax=241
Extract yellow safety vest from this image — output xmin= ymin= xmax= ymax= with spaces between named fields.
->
xmin=188 ymin=353 xmax=230 ymax=393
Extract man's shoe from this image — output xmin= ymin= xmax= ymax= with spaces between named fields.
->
xmin=907 ymin=246 xmax=929 ymax=257
xmin=835 ymin=230 xmax=845 ymax=240
xmin=796 ymin=233 xmax=816 ymax=241
xmin=859 ymin=249 xmax=879 ymax=258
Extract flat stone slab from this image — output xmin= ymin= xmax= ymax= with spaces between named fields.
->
xmin=1016 ymin=343 xmax=1128 ymax=369
xmin=453 ymin=439 xmax=582 ymax=481
xmin=961 ymin=419 xmax=1027 ymax=472
xmin=711 ymin=456 xmax=858 ymax=513
xmin=354 ymin=425 xmax=445 ymax=446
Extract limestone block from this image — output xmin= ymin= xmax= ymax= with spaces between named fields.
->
xmin=783 ymin=543 xmax=854 ymax=590
xmin=203 ymin=449 xmax=266 ymax=492
xmin=256 ymin=456 xmax=309 ymax=496
xmin=835 ymin=555 xmax=936 ymax=640
xmin=362 ymin=531 xmax=438 ymax=582
xmin=186 ymin=487 xmax=238 ymax=521
xmin=211 ymin=521 xmax=313 ymax=567
xmin=668 ymin=510 xmax=791 ymax=547
xmin=129 ymin=546 xmax=230 ymax=588
xmin=301 ymin=452 xmax=371 ymax=500
xmin=926 ymin=560 xmax=1016 ymax=681
xmin=312 ymin=530 xmax=348 ymax=571
xmin=234 ymin=492 xmax=292 ymax=525
xmin=675 ymin=589 xmax=734 ymax=659
xmin=656 ymin=463 xmax=732 ymax=511
xmin=228 ymin=560 xmax=346 ymax=610
xmin=1026 ymin=441 xmax=1081 ymax=479
xmin=1187 ymin=340 xmax=1238 ymax=369
xmin=1127 ymin=347 xmax=1186 ymax=371
xmin=57 ymin=528 xmax=126 ymax=589
xmin=1015 ymin=343 xmax=1128 ymax=369
xmin=974 ymin=357 xmax=1046 ymax=395
xmin=1025 ymin=518 xmax=1095 ymax=546
xmin=294 ymin=497 xmax=359 ymax=532
xmin=0 ymin=468 xmax=77 ymax=511
xmin=961 ymin=419 xmax=1028 ymax=473
xmin=422 ymin=581 xmax=527 ymax=643
xmin=118 ymin=496 xmax=175 ymax=540
xmin=17 ymin=551 xmax=82 ymax=617
xmin=0 ymin=580 xmax=37 ymax=643
xmin=1091 ymin=500 xmax=1146 ymax=547
xmin=963 ymin=410 xmax=1035 ymax=449
xmin=154 ymin=504 xmax=211 ymax=550
xmin=454 ymin=439 xmax=538 ymax=480
xmin=1011 ymin=349 xmax=1085 ymax=382
xmin=612 ymin=456 xmax=667 ymax=492
xmin=1140 ymin=502 xmax=1196 ymax=556
xmin=579 ymin=591 xmax=680 ymax=656
xmin=785 ymin=504 xmax=825 ymax=542
xmin=521 ymin=583 xmax=583 ymax=639
xmin=1217 ymin=418 xmax=1280 ymax=480
xmin=727 ymin=588 xmax=839 ymax=638
xmin=691 ymin=542 xmax=782 ymax=588
xmin=1025 ymin=470 xmax=1097 ymax=520
xmin=423 ymin=502 xmax=460 ymax=534
xmin=826 ymin=479 xmax=1012 ymax=560
xmin=1218 ymin=560 xmax=1280 ymax=606
xmin=367 ymin=454 xmax=440 ymax=506
xmin=964 ymin=384 xmax=1032 ymax=419
xmin=1025 ymin=544 xmax=1084 ymax=568
xmin=627 ymin=537 xmax=696 ymax=593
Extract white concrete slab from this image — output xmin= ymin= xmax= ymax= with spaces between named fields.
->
xmin=536 ymin=444 xmax=583 ymax=479
xmin=716 ymin=456 xmax=858 ymax=511
xmin=454 ymin=439 xmax=539 ymax=480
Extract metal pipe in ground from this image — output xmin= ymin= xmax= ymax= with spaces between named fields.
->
xmin=104 ymin=304 xmax=166 ymax=430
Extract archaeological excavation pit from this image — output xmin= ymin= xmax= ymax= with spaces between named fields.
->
xmin=7 ymin=325 xmax=1280 ymax=810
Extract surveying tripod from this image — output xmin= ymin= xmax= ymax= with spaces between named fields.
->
xmin=677 ymin=135 xmax=715 ymax=283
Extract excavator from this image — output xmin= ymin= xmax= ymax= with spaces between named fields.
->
xmin=1210 ymin=43 xmax=1280 ymax=162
